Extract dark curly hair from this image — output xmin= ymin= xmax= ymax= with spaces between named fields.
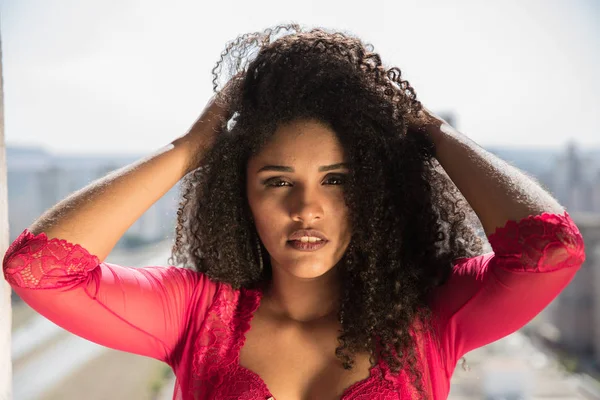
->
xmin=169 ymin=24 xmax=484 ymax=396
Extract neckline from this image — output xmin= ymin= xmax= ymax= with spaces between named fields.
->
xmin=232 ymin=286 xmax=387 ymax=400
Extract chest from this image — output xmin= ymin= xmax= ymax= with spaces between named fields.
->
xmin=238 ymin=311 xmax=376 ymax=400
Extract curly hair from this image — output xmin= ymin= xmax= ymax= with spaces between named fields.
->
xmin=169 ymin=24 xmax=484 ymax=396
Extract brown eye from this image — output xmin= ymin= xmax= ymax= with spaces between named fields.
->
xmin=264 ymin=178 xmax=292 ymax=187
xmin=324 ymin=174 xmax=346 ymax=185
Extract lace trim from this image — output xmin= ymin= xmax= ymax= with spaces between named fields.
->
xmin=229 ymin=287 xmax=273 ymax=394
xmin=486 ymin=211 xmax=585 ymax=272
xmin=235 ymin=289 xmax=400 ymax=397
xmin=231 ymin=287 xmax=264 ymax=364
xmin=190 ymin=285 xmax=405 ymax=399
xmin=190 ymin=284 xmax=238 ymax=394
xmin=3 ymin=229 xmax=101 ymax=289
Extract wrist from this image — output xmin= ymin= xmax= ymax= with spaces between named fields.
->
xmin=423 ymin=121 xmax=455 ymax=153
xmin=171 ymin=134 xmax=211 ymax=176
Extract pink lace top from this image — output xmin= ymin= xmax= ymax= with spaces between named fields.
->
xmin=3 ymin=212 xmax=585 ymax=399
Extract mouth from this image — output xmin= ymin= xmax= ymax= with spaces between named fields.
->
xmin=286 ymin=239 xmax=328 ymax=252
xmin=287 ymin=229 xmax=329 ymax=252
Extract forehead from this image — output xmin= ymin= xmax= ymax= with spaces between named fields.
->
xmin=255 ymin=119 xmax=345 ymax=163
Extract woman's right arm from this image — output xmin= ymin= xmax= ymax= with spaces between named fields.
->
xmin=27 ymin=93 xmax=227 ymax=260
xmin=3 ymin=92 xmax=229 ymax=362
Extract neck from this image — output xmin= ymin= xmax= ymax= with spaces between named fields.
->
xmin=262 ymin=264 xmax=341 ymax=323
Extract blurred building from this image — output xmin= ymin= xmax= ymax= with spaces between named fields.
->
xmin=536 ymin=142 xmax=600 ymax=370
xmin=592 ymin=171 xmax=600 ymax=214
xmin=550 ymin=142 xmax=600 ymax=213
xmin=36 ymin=166 xmax=78 ymax=215
xmin=6 ymin=145 xmax=179 ymax=247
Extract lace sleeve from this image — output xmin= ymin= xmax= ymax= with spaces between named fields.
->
xmin=3 ymin=229 xmax=102 ymax=289
xmin=3 ymin=229 xmax=218 ymax=363
xmin=429 ymin=211 xmax=585 ymax=376
xmin=487 ymin=211 xmax=585 ymax=272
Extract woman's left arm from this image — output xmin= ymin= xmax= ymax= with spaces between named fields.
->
xmin=417 ymin=108 xmax=562 ymax=235
xmin=417 ymin=108 xmax=586 ymax=367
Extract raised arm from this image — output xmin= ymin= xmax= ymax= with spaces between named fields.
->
xmin=415 ymin=107 xmax=563 ymax=234
xmin=3 ymin=230 xmax=219 ymax=362
xmin=415 ymin=108 xmax=585 ymax=373
xmin=429 ymin=212 xmax=584 ymax=374
xmin=3 ymin=89 xmax=231 ymax=361
xmin=27 ymin=92 xmax=229 ymax=259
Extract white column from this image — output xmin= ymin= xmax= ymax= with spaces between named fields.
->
xmin=0 ymin=21 xmax=13 ymax=400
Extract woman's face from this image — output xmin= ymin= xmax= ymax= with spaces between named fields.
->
xmin=247 ymin=119 xmax=352 ymax=279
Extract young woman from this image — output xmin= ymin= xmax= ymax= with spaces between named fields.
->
xmin=3 ymin=24 xmax=585 ymax=400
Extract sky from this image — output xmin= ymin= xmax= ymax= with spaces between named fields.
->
xmin=1 ymin=0 xmax=599 ymax=155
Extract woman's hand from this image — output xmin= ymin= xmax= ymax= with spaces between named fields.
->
xmin=175 ymin=76 xmax=240 ymax=174
xmin=407 ymin=104 xmax=445 ymax=132
xmin=406 ymin=104 xmax=452 ymax=149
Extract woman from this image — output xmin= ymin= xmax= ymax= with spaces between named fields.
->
xmin=3 ymin=24 xmax=585 ymax=399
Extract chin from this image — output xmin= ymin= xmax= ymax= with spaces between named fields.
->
xmin=277 ymin=259 xmax=337 ymax=279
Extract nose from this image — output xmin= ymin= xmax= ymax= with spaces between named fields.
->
xmin=288 ymin=186 xmax=324 ymax=223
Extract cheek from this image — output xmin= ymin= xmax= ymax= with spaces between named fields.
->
xmin=248 ymin=193 xmax=283 ymax=241
xmin=337 ymin=208 xmax=352 ymax=242
xmin=333 ymin=197 xmax=352 ymax=246
xmin=331 ymin=192 xmax=350 ymax=223
xmin=254 ymin=203 xmax=278 ymax=229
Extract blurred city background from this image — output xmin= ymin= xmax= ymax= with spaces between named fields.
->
xmin=2 ymin=0 xmax=600 ymax=399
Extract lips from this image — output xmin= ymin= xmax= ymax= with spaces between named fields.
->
xmin=288 ymin=229 xmax=328 ymax=241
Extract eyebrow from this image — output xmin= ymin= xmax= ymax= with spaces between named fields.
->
xmin=257 ymin=163 xmax=349 ymax=173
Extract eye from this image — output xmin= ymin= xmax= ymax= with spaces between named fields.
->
xmin=263 ymin=177 xmax=292 ymax=187
xmin=323 ymin=174 xmax=347 ymax=185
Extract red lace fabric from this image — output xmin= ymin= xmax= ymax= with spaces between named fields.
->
xmin=3 ymin=211 xmax=585 ymax=399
